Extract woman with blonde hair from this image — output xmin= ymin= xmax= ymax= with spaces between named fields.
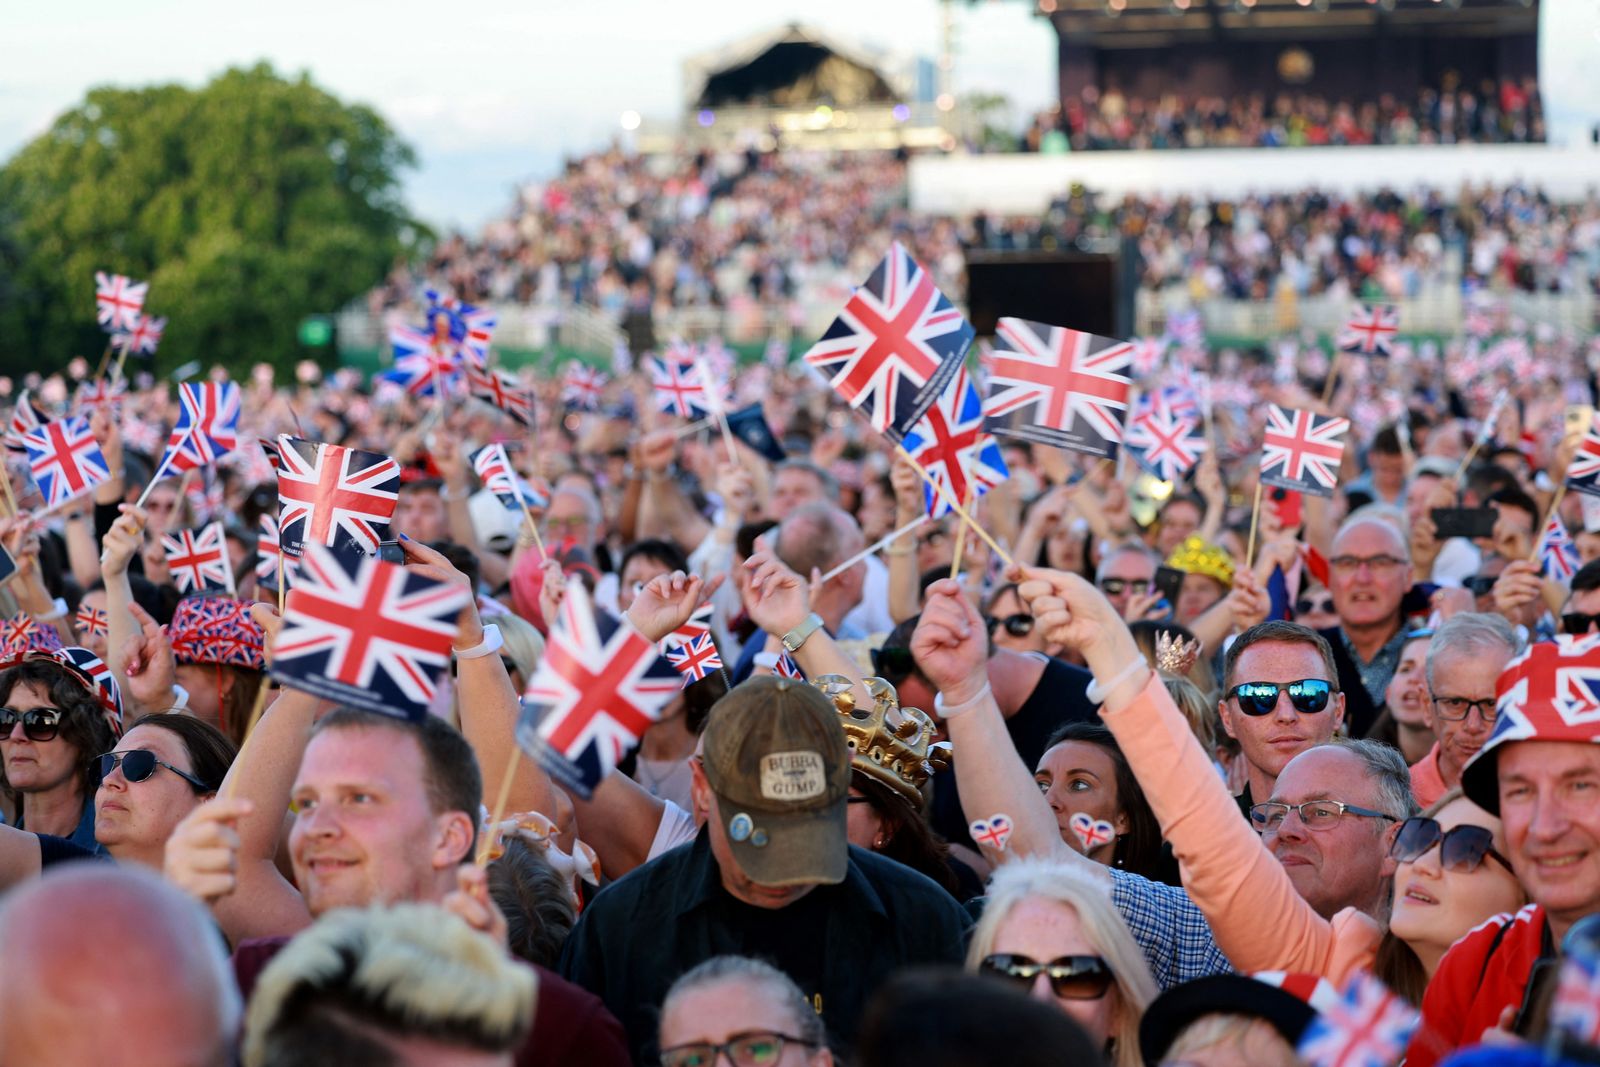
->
xmin=966 ymin=858 xmax=1157 ymax=1067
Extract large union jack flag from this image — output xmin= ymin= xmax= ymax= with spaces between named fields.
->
xmin=94 ymin=272 xmax=147 ymax=333
xmin=22 ymin=416 xmax=111 ymax=508
xmin=649 ymin=357 xmax=713 ymax=418
xmin=161 ymin=522 xmax=235 ymax=596
xmin=803 ymin=242 xmax=970 ymax=434
xmin=381 ymin=338 xmax=463 ymax=399
xmin=6 ymin=391 xmax=48 ymax=454
xmin=1260 ymin=405 xmax=1349 ymax=498
xmin=1565 ymin=421 xmax=1600 ymax=498
xmin=271 ymin=543 xmax=469 ymax=720
xmin=1337 ymin=304 xmax=1400 ymax=357
xmin=561 ymin=363 xmax=608 ymax=411
xmin=424 ymin=289 xmax=497 ymax=368
xmin=470 ymin=444 xmax=546 ymax=512
xmin=256 ymin=513 xmax=286 ymax=592
xmin=1124 ymin=399 xmax=1207 ymax=483
xmin=895 ymin=366 xmax=1009 ymax=518
xmin=466 ymin=365 xmax=534 ymax=427
xmin=983 ymin=317 xmax=1133 ymax=457
xmin=114 ymin=314 xmax=166 ymax=356
xmin=1492 ymin=635 xmax=1600 ymax=746
xmin=277 ymin=437 xmax=400 ymax=557
xmin=1296 ymin=971 xmax=1417 ymax=1067
xmin=1541 ymin=514 xmax=1580 ymax=582
xmin=516 ymin=582 xmax=680 ymax=798
xmin=153 ymin=381 xmax=239 ymax=481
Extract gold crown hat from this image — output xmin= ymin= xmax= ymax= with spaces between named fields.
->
xmin=1165 ymin=535 xmax=1235 ymax=588
xmin=811 ymin=675 xmax=951 ymax=810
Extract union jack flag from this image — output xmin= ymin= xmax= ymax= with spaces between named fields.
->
xmin=423 ymin=289 xmax=496 ymax=368
xmin=1565 ymin=421 xmax=1600 ymax=498
xmin=5 ymin=391 xmax=47 ymax=454
xmin=113 ymin=314 xmax=166 ymax=356
xmin=153 ymin=381 xmax=239 ymax=480
xmin=1124 ymin=402 xmax=1207 ymax=483
xmin=119 ymin=414 xmax=162 ymax=456
xmin=516 ymin=582 xmax=680 ymax=797
xmin=561 ymin=363 xmax=608 ymax=411
xmin=185 ymin=467 xmax=225 ymax=526
xmin=75 ymin=378 xmax=126 ymax=420
xmin=1297 ymin=971 xmax=1417 ymax=1067
xmin=470 ymin=444 xmax=546 ymax=511
xmin=161 ymin=522 xmax=235 ymax=595
xmin=1492 ymin=635 xmax=1600 ymax=743
xmin=983 ymin=317 xmax=1132 ymax=457
xmin=664 ymin=631 xmax=723 ymax=685
xmin=1541 ymin=514 xmax=1580 ymax=582
xmin=649 ymin=357 xmax=712 ymax=418
xmin=803 ymin=242 xmax=969 ymax=434
xmin=1337 ymin=304 xmax=1400 ymax=357
xmin=271 ymin=543 xmax=469 ymax=721
xmin=74 ymin=604 xmax=109 ymax=640
xmin=895 ymin=366 xmax=1009 ymax=518
xmin=22 ymin=416 xmax=111 ymax=508
xmin=1164 ymin=308 xmax=1205 ymax=351
xmin=381 ymin=343 xmax=462 ymax=398
xmin=1464 ymin=302 xmax=1498 ymax=340
xmin=773 ymin=651 xmax=804 ymax=680
xmin=1260 ymin=405 xmax=1350 ymax=498
xmin=1129 ymin=336 xmax=1168 ymax=378
xmin=1 ymin=613 xmax=63 ymax=657
xmin=1551 ymin=936 xmax=1600 ymax=1047
xmin=466 ymin=365 xmax=533 ymax=427
xmin=94 ymin=272 xmax=147 ymax=333
xmin=256 ymin=513 xmax=287 ymax=592
xmin=276 ymin=438 xmax=400 ymax=557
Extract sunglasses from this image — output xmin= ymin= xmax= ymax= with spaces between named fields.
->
xmin=97 ymin=750 xmax=212 ymax=792
xmin=0 ymin=706 xmax=63 ymax=743
xmin=980 ymin=954 xmax=1113 ymax=1000
xmin=1390 ymin=816 xmax=1512 ymax=874
xmin=985 ymin=613 xmax=1035 ymax=638
xmin=870 ymin=645 xmax=916 ymax=682
xmin=1463 ymin=575 xmax=1499 ymax=598
xmin=1099 ymin=578 xmax=1151 ymax=596
xmin=1294 ymin=596 xmax=1335 ymax=616
xmin=1562 ymin=612 xmax=1600 ymax=636
xmin=1226 ymin=679 xmax=1333 ymax=717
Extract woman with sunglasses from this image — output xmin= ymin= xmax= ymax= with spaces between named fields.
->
xmin=94 ymin=713 xmax=235 ymax=870
xmin=657 ymin=956 xmax=833 ymax=1067
xmin=982 ymin=583 xmax=1060 ymax=658
xmin=966 ymin=858 xmax=1157 ymax=1067
xmin=1 ymin=657 xmax=118 ymax=851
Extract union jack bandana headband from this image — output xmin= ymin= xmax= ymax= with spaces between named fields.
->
xmin=0 ymin=646 xmax=124 ymax=734
xmin=1 ymin=612 xmax=65 ymax=657
xmin=1461 ymin=634 xmax=1600 ymax=814
xmin=168 ymin=595 xmax=266 ymax=671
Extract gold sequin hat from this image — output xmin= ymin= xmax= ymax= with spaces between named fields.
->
xmin=1165 ymin=535 xmax=1235 ymax=588
xmin=811 ymin=675 xmax=951 ymax=811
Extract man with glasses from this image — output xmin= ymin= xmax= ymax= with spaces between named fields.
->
xmin=1095 ymin=543 xmax=1160 ymax=620
xmin=1408 ymin=613 xmax=1521 ymax=806
xmin=1320 ymin=516 xmax=1412 ymax=738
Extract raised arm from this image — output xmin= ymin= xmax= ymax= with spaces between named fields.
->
xmin=634 ymin=430 xmax=711 ymax=552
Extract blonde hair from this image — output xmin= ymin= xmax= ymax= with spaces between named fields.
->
xmin=966 ymin=859 xmax=1157 ymax=1067
xmin=1161 ymin=1014 xmax=1300 ymax=1067
xmin=496 ymin=612 xmax=545 ymax=681
xmin=1163 ymin=675 xmax=1218 ymax=756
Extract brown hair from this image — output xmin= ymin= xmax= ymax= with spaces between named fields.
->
xmin=854 ymin=773 xmax=959 ymax=897
xmin=123 ymin=713 xmax=237 ymax=794
xmin=0 ymin=661 xmax=117 ymax=815
xmin=1221 ymin=620 xmax=1340 ymax=694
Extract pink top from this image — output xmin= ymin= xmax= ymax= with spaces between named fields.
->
xmin=1100 ymin=673 xmax=1382 ymax=983
xmin=1409 ymin=743 xmax=1449 ymax=808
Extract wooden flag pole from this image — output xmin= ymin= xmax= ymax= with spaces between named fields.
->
xmin=93 ymin=340 xmax=115 ymax=383
xmin=670 ymin=417 xmax=714 ymax=440
xmin=1320 ymin=351 xmax=1343 ymax=406
xmin=276 ymin=552 xmax=286 ymax=615
xmin=0 ymin=457 xmax=18 ymax=518
xmin=895 ymin=445 xmax=1014 ymax=568
xmin=222 ymin=684 xmax=275 ymax=802
xmin=477 ymin=745 xmax=523 ymax=867
xmin=518 ymin=494 xmax=546 ymax=558
xmin=948 ymin=485 xmax=974 ymax=580
xmin=1245 ymin=482 xmax=1265 ymax=571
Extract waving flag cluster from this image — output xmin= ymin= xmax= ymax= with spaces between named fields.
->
xmin=271 ymin=543 xmax=469 ymax=721
xmin=276 ymin=438 xmax=401 ymax=557
xmin=803 ymin=242 xmax=969 ymax=434
xmin=5 ymin=391 xmax=47 ymax=454
xmin=517 ymin=582 xmax=680 ymax=797
xmin=470 ymin=444 xmax=546 ymax=512
xmin=561 ymin=363 xmax=609 ymax=411
xmin=983 ymin=317 xmax=1133 ymax=458
xmin=1296 ymin=971 xmax=1417 ymax=1067
xmin=893 ymin=366 xmax=1008 ymax=518
xmin=94 ymin=272 xmax=148 ymax=333
xmin=161 ymin=522 xmax=235 ymax=596
xmin=1260 ymin=405 xmax=1350 ymax=498
xmin=1124 ymin=397 xmax=1207 ymax=483
xmin=22 ymin=416 xmax=112 ymax=509
xmin=467 ymin=365 xmax=534 ymax=426
xmin=1337 ymin=304 xmax=1400 ymax=357
xmin=384 ymin=291 xmax=498 ymax=398
xmin=153 ymin=382 xmax=239 ymax=482
xmin=424 ymin=290 xmax=497 ymax=367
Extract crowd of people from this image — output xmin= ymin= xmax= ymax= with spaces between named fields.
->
xmin=2 ymin=304 xmax=1600 ymax=1066
xmin=1017 ymin=77 xmax=1546 ymax=153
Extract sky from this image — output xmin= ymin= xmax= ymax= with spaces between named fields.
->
xmin=2 ymin=0 xmax=1595 ymax=232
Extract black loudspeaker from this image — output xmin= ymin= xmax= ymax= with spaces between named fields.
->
xmin=964 ymin=249 xmax=1125 ymax=339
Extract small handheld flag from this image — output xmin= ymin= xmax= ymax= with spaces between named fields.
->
xmin=1540 ymin=514 xmax=1580 ymax=582
xmin=161 ymin=522 xmax=236 ymax=595
xmin=983 ymin=317 xmax=1133 ymax=458
xmin=151 ymin=381 xmax=240 ymax=483
xmin=1337 ymin=304 xmax=1400 ymax=357
xmin=1296 ymin=971 xmax=1417 ymax=1067
xmin=22 ymin=416 xmax=112 ymax=509
xmin=276 ymin=438 xmax=400 ymax=558
xmin=1124 ymin=398 xmax=1207 ymax=483
xmin=894 ymin=366 xmax=1009 ymax=518
xmin=470 ymin=444 xmax=547 ymax=512
xmin=94 ymin=272 xmax=148 ymax=333
xmin=1260 ymin=405 xmax=1350 ymax=499
xmin=467 ymin=365 xmax=533 ymax=426
xmin=561 ymin=364 xmax=608 ymax=411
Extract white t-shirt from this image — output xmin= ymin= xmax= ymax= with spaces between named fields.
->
xmin=648 ymin=800 xmax=699 ymax=861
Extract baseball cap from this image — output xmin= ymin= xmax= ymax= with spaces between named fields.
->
xmin=1461 ymin=634 xmax=1600 ymax=815
xmin=701 ymin=675 xmax=852 ymax=887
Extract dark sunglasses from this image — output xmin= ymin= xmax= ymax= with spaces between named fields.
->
xmin=1390 ymin=816 xmax=1512 ymax=874
xmin=1463 ymin=575 xmax=1499 ymax=598
xmin=1099 ymin=578 xmax=1151 ymax=596
xmin=985 ymin=613 xmax=1035 ymax=638
xmin=0 ymin=706 xmax=63 ymax=743
xmin=980 ymin=954 xmax=1113 ymax=1000
xmin=1562 ymin=612 xmax=1600 ymax=636
xmin=1294 ymin=596 xmax=1335 ymax=616
xmin=871 ymin=645 xmax=916 ymax=682
xmin=97 ymin=750 xmax=212 ymax=792
xmin=1226 ymin=679 xmax=1333 ymax=717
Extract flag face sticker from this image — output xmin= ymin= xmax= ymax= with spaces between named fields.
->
xmin=74 ymin=604 xmax=108 ymax=639
xmin=22 ymin=416 xmax=111 ymax=508
xmin=1260 ymin=405 xmax=1350 ymax=498
xmin=271 ymin=543 xmax=468 ymax=721
xmin=895 ymin=366 xmax=1009 ymax=518
xmin=161 ymin=522 xmax=235 ymax=595
xmin=467 ymin=365 xmax=533 ymax=426
xmin=1337 ymin=304 xmax=1400 ymax=357
xmin=277 ymin=438 xmax=401 ymax=557
xmin=984 ymin=317 xmax=1133 ymax=457
xmin=803 ymin=242 xmax=970 ymax=434
xmin=470 ymin=444 xmax=546 ymax=511
xmin=517 ymin=583 xmax=680 ymax=798
xmin=94 ymin=272 xmax=147 ymax=332
xmin=156 ymin=381 xmax=239 ymax=478
xmin=1124 ymin=399 xmax=1207 ymax=483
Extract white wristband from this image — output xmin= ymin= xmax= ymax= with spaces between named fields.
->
xmin=933 ymin=682 xmax=992 ymax=720
xmin=454 ymin=623 xmax=504 ymax=660
xmin=33 ymin=598 xmax=68 ymax=623
xmin=1085 ymin=658 xmax=1151 ymax=705
xmin=169 ymin=684 xmax=190 ymax=710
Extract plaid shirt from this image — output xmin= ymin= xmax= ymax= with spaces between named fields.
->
xmin=1109 ymin=868 xmax=1235 ymax=989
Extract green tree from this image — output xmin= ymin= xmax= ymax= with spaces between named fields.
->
xmin=0 ymin=63 xmax=419 ymax=376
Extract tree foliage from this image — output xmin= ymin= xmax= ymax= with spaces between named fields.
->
xmin=0 ymin=63 xmax=419 ymax=376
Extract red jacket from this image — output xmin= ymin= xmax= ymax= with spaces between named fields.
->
xmin=1406 ymin=904 xmax=1549 ymax=1067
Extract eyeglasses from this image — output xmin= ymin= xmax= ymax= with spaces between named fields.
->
xmin=1430 ymin=695 xmax=1498 ymax=723
xmin=1328 ymin=555 xmax=1407 ymax=574
xmin=1464 ymin=575 xmax=1499 ymax=598
xmin=979 ymin=954 xmax=1113 ymax=1000
xmin=985 ymin=614 xmax=1035 ymax=638
xmin=1294 ymin=596 xmax=1335 ymax=616
xmin=1249 ymin=800 xmax=1398 ymax=834
xmin=1225 ymin=679 xmax=1332 ymax=717
xmin=1562 ymin=612 xmax=1600 ymax=636
xmin=544 ymin=516 xmax=590 ymax=533
xmin=1390 ymin=816 xmax=1512 ymax=874
xmin=660 ymin=1030 xmax=818 ymax=1067
xmin=1099 ymin=577 xmax=1152 ymax=596
xmin=870 ymin=645 xmax=915 ymax=683
xmin=97 ymin=750 xmax=212 ymax=792
xmin=0 ymin=706 xmax=63 ymax=743
xmin=917 ymin=529 xmax=948 ymax=549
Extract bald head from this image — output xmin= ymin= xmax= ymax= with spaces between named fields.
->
xmin=0 ymin=865 xmax=239 ymax=1067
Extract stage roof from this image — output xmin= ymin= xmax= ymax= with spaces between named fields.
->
xmin=682 ymin=23 xmax=912 ymax=111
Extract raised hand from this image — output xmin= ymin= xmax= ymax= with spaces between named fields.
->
xmin=626 ymin=569 xmax=723 ymax=644
xmin=117 ymin=601 xmax=179 ymax=713
xmin=741 ymin=551 xmax=813 ymax=637
xmin=248 ymin=603 xmax=282 ymax=667
xmin=910 ymin=578 xmax=989 ymax=704
xmin=163 ymin=797 xmax=254 ymax=904
xmin=1014 ymin=566 xmax=1141 ymax=678
xmin=635 ymin=428 xmax=677 ymax=475
xmin=100 ymin=506 xmax=148 ymax=579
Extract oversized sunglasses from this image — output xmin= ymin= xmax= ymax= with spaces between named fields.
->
xmin=660 ymin=1030 xmax=818 ymax=1067
xmin=0 ymin=706 xmax=63 ymax=743
xmin=985 ymin=613 xmax=1035 ymax=638
xmin=97 ymin=750 xmax=212 ymax=792
xmin=1295 ymin=596 xmax=1335 ymax=616
xmin=1390 ymin=816 xmax=1512 ymax=874
xmin=1226 ymin=679 xmax=1332 ymax=716
xmin=979 ymin=953 xmax=1113 ymax=1000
